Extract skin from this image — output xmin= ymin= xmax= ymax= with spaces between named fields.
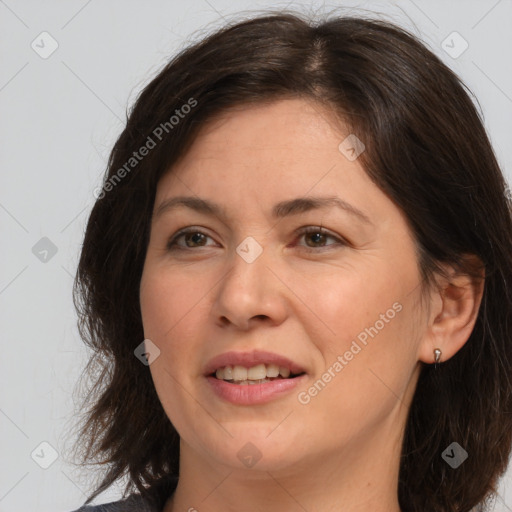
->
xmin=139 ymin=98 xmax=484 ymax=512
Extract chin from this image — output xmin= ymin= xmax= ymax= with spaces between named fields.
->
xmin=205 ymin=433 xmax=301 ymax=472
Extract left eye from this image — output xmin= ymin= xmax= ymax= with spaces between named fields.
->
xmin=295 ymin=227 xmax=345 ymax=251
xmin=166 ymin=227 xmax=345 ymax=251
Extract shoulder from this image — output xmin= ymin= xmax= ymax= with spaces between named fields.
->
xmin=69 ymin=477 xmax=178 ymax=512
xmin=69 ymin=492 xmax=158 ymax=511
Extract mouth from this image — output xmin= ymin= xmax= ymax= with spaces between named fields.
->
xmin=203 ymin=350 xmax=308 ymax=403
xmin=209 ymin=363 xmax=306 ymax=385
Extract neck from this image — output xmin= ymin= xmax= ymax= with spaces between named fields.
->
xmin=163 ymin=415 xmax=404 ymax=512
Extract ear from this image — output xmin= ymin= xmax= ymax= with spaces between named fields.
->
xmin=418 ymin=255 xmax=485 ymax=364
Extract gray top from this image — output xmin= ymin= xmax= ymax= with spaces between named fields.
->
xmin=71 ymin=493 xmax=158 ymax=511
xmin=70 ymin=478 xmax=178 ymax=512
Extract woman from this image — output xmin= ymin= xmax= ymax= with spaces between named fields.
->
xmin=69 ymin=10 xmax=512 ymax=512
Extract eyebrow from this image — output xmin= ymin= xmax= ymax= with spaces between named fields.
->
xmin=154 ymin=195 xmax=373 ymax=225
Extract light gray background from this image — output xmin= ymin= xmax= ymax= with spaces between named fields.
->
xmin=1 ymin=1 xmax=511 ymax=511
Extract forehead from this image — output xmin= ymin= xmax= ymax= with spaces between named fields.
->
xmin=155 ymin=98 xmax=371 ymax=199
xmin=184 ymin=98 xmax=348 ymax=157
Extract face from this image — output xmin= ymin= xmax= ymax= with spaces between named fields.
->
xmin=139 ymin=98 xmax=428 ymax=476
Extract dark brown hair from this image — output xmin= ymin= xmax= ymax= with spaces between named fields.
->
xmin=68 ymin=9 xmax=512 ymax=512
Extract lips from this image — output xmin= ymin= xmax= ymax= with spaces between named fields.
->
xmin=203 ymin=350 xmax=308 ymax=405
xmin=203 ymin=349 xmax=307 ymax=377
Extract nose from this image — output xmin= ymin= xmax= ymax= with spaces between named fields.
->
xmin=210 ymin=242 xmax=288 ymax=331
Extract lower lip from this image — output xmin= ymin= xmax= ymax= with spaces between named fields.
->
xmin=206 ymin=374 xmax=307 ymax=405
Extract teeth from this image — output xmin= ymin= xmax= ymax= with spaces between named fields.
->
xmin=279 ymin=366 xmax=290 ymax=378
xmin=223 ymin=365 xmax=233 ymax=380
xmin=247 ymin=364 xmax=266 ymax=380
xmin=233 ymin=366 xmax=247 ymax=381
xmin=214 ymin=363 xmax=297 ymax=381
xmin=236 ymin=378 xmax=274 ymax=385
xmin=266 ymin=364 xmax=279 ymax=378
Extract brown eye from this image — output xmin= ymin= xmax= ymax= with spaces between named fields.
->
xmin=295 ymin=227 xmax=346 ymax=251
xmin=166 ymin=226 xmax=346 ymax=253
xmin=167 ymin=228 xmax=216 ymax=250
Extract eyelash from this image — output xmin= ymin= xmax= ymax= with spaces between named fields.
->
xmin=166 ymin=226 xmax=347 ymax=253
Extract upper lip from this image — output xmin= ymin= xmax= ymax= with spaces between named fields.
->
xmin=203 ymin=350 xmax=307 ymax=376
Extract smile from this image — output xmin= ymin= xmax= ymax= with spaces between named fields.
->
xmin=213 ymin=363 xmax=304 ymax=383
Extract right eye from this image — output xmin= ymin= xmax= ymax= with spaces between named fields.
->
xmin=166 ymin=227 xmax=217 ymax=251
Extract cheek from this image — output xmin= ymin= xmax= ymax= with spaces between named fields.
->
xmin=139 ymin=271 xmax=195 ymax=398
xmin=315 ymin=317 xmax=419 ymax=422
xmin=140 ymin=270 xmax=202 ymax=431
xmin=140 ymin=268 xmax=204 ymax=342
xmin=301 ymin=267 xmax=401 ymax=347
xmin=301 ymin=266 xmax=419 ymax=397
